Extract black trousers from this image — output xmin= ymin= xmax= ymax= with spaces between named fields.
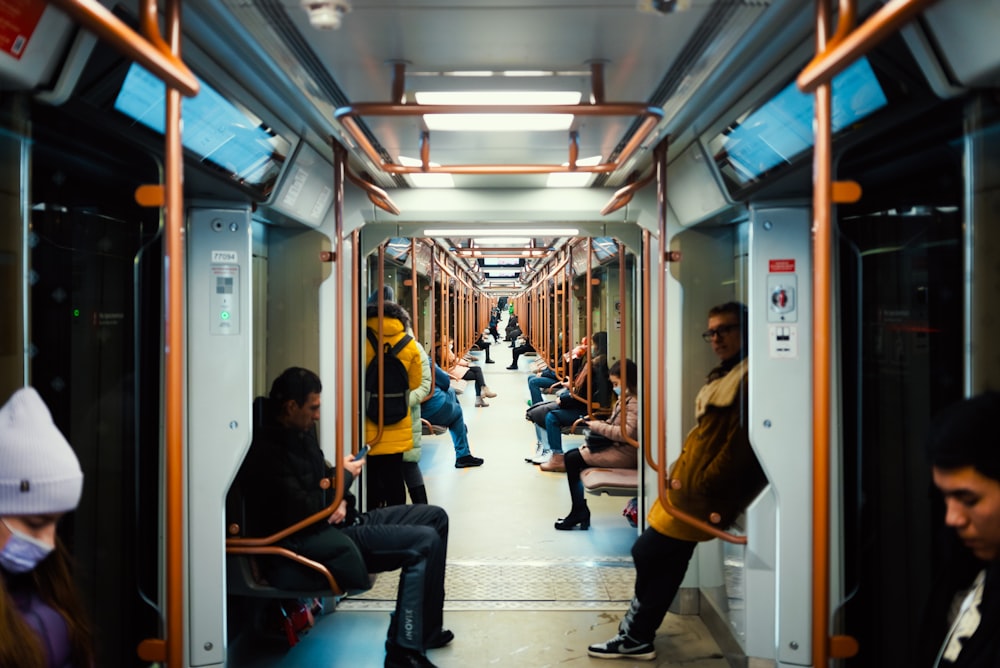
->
xmin=366 ymin=452 xmax=406 ymax=508
xmin=622 ymin=528 xmax=698 ymax=642
xmin=278 ymin=504 xmax=448 ymax=651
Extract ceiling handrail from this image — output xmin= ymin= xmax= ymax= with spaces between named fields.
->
xmin=601 ymin=168 xmax=656 ymax=216
xmin=51 ymin=0 xmax=199 ymax=97
xmin=345 ymin=167 xmax=401 ymax=215
xmin=334 ymin=102 xmax=662 ymax=176
xmin=796 ymin=0 xmax=937 ymax=93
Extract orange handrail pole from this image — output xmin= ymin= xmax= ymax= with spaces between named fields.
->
xmin=161 ymin=1 xmax=183 ymax=665
xmin=351 ymin=228 xmax=361 ymax=455
xmin=51 ymin=0 xmax=199 ymax=97
xmin=367 ymin=245 xmax=387 ymax=446
xmin=646 ymin=138 xmax=746 ymax=546
xmin=642 ymin=229 xmax=656 ymax=470
xmin=619 ymin=241 xmax=639 ymax=447
xmin=331 ymin=142 xmax=348 ymax=507
xmin=812 ymin=0 xmax=836 ymax=664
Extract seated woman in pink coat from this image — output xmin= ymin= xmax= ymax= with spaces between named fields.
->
xmin=554 ymin=359 xmax=639 ymax=531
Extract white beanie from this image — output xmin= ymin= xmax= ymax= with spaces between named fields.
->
xmin=0 ymin=387 xmax=83 ymax=515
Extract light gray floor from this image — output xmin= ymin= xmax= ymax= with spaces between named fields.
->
xmin=230 ymin=333 xmax=728 ymax=667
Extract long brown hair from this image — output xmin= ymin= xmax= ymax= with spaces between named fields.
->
xmin=0 ymin=538 xmax=95 ymax=667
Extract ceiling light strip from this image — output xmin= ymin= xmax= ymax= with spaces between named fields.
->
xmin=334 ymin=102 xmax=662 ymax=176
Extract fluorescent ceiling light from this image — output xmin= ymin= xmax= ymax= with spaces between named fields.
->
xmin=416 ymin=91 xmax=581 ymax=132
xmin=425 ymin=114 xmax=572 ymax=132
xmin=474 ymin=237 xmax=531 ymax=245
xmin=424 ymin=228 xmax=578 ymax=237
xmin=546 ymin=155 xmax=604 ymax=187
xmin=415 ymin=91 xmax=582 ymax=105
xmin=398 ymin=155 xmax=454 ymax=188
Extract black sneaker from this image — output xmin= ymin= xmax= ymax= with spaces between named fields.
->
xmin=455 ymin=455 xmax=484 ymax=468
xmin=505 ymin=364 xmax=518 ymax=370
xmin=425 ymin=628 xmax=454 ymax=649
xmin=587 ymin=633 xmax=656 ymax=660
xmin=485 ymin=359 xmax=495 ymax=363
xmin=385 ymin=644 xmax=438 ymax=668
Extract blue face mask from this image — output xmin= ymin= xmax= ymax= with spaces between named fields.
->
xmin=0 ymin=520 xmax=55 ymax=574
xmin=613 ymin=386 xmax=622 ymax=396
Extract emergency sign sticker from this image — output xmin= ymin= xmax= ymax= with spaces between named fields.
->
xmin=0 ymin=1 xmax=46 ymax=60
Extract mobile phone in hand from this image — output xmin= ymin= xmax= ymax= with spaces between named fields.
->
xmin=355 ymin=445 xmax=370 ymax=459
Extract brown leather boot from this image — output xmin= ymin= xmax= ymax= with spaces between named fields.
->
xmin=539 ymin=453 xmax=565 ymax=472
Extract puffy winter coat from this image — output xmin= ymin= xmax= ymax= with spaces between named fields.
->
xmin=364 ymin=315 xmax=424 ymax=454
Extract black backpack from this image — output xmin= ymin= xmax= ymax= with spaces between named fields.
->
xmin=365 ymin=328 xmax=413 ymax=425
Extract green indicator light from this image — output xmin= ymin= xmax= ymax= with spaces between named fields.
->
xmin=220 ymin=311 xmax=230 ymax=320
xmin=73 ymin=309 xmax=80 ymax=317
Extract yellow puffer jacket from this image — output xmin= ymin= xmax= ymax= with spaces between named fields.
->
xmin=364 ymin=316 xmax=424 ymax=455
xmin=647 ymin=358 xmax=767 ymax=542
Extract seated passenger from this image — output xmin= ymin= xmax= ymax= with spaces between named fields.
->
xmin=530 ymin=332 xmax=612 ymax=472
xmin=587 ymin=302 xmax=767 ymax=661
xmin=555 ymin=359 xmax=639 ymax=530
xmin=0 ymin=387 xmax=95 ymax=668
xmin=422 ymin=364 xmax=485 ymax=468
xmin=505 ymin=340 xmax=536 ymax=370
xmin=526 ymin=336 xmax=586 ymax=405
xmin=238 ymin=368 xmax=452 ymax=668
xmin=921 ymin=391 xmax=1000 ymax=667
xmin=472 ymin=329 xmax=496 ymax=364
xmin=437 ymin=339 xmax=496 ymax=407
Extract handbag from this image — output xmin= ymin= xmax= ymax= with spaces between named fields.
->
xmin=525 ymin=399 xmax=558 ymax=424
xmin=450 ymin=378 xmax=468 ymax=395
xmin=583 ymin=429 xmax=616 ymax=452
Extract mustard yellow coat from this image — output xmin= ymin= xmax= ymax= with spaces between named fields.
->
xmin=364 ymin=316 xmax=424 ymax=455
xmin=647 ymin=358 xmax=767 ymax=542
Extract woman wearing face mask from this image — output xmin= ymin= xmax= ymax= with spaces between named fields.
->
xmin=554 ymin=359 xmax=639 ymax=531
xmin=0 ymin=387 xmax=93 ymax=667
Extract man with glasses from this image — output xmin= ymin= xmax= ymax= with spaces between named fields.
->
xmin=588 ymin=301 xmax=767 ymax=661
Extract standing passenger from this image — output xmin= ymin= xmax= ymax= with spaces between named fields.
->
xmin=588 ymin=302 xmax=766 ymax=660
xmin=922 ymin=391 xmax=1000 ymax=667
xmin=366 ymin=297 xmax=424 ymax=508
xmin=0 ymin=387 xmax=94 ymax=668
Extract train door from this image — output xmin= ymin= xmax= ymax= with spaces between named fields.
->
xmin=24 ymin=103 xmax=163 ymax=666
xmin=833 ymin=94 xmax=972 ymax=667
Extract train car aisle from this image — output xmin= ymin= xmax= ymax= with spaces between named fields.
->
xmin=230 ymin=353 xmax=728 ymax=666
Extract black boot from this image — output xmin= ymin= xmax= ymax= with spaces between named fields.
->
xmin=554 ymin=501 xmax=591 ymax=530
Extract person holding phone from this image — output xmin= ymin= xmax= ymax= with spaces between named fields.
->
xmin=237 ymin=367 xmax=453 ymax=668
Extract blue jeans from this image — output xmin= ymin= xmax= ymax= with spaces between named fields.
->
xmin=422 ymin=393 xmax=471 ymax=458
xmin=544 ymin=407 xmax=585 ymax=454
xmin=528 ymin=374 xmax=558 ymax=405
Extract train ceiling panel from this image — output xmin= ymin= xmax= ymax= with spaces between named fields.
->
xmin=210 ymin=0 xmax=745 ymax=190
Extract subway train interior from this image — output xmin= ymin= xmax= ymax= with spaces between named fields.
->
xmin=2 ymin=0 xmax=999 ymax=666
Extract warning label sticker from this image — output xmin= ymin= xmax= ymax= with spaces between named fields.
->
xmin=769 ymin=259 xmax=796 ymax=273
xmin=0 ymin=1 xmax=45 ymax=60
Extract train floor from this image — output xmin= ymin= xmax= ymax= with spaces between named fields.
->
xmin=229 ymin=346 xmax=728 ymax=667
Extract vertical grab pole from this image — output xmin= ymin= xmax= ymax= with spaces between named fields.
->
xmin=331 ymin=142 xmax=348 ymax=500
xmin=811 ymin=0 xmax=834 ymax=664
xmin=654 ymin=140 xmax=669 ymax=504
xmin=162 ymin=2 xmax=184 ymax=664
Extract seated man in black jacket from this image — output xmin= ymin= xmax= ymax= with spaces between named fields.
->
xmin=237 ymin=367 xmax=452 ymax=668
